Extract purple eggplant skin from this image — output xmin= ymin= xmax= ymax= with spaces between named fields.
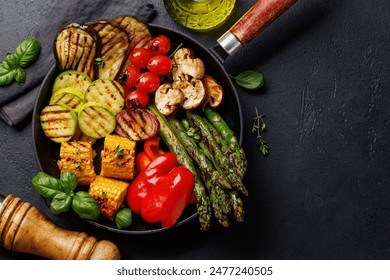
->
xmin=85 ymin=20 xmax=130 ymax=80
xmin=53 ymin=22 xmax=101 ymax=80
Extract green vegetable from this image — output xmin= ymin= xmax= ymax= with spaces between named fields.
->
xmin=13 ymin=37 xmax=41 ymax=68
xmin=0 ymin=37 xmax=41 ymax=86
xmin=59 ymin=170 xmax=77 ymax=194
xmin=31 ymin=171 xmax=100 ymax=220
xmin=72 ymin=191 xmax=101 ymax=220
xmin=31 ymin=172 xmax=63 ymax=199
xmin=252 ymin=107 xmax=269 ymax=156
xmin=230 ymin=70 xmax=264 ymax=90
xmin=115 ymin=208 xmax=132 ymax=229
xmin=51 ymin=192 xmax=72 ymax=214
xmin=14 ymin=67 xmax=26 ymax=85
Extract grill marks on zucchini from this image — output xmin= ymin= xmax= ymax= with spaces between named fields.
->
xmin=52 ymin=70 xmax=92 ymax=93
xmin=78 ymin=102 xmax=116 ymax=139
xmin=85 ymin=79 xmax=124 ymax=115
xmin=54 ymin=23 xmax=101 ymax=80
xmin=87 ymin=21 xmax=130 ymax=80
xmin=40 ymin=104 xmax=78 ymax=143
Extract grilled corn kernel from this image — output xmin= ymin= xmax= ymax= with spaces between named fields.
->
xmin=57 ymin=141 xmax=96 ymax=185
xmin=100 ymin=134 xmax=136 ymax=180
xmin=89 ymin=175 xmax=129 ymax=220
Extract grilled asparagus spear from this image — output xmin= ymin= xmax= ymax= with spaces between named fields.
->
xmin=149 ymin=104 xmax=211 ymax=231
xmin=185 ymin=110 xmax=248 ymax=196
xmin=168 ymin=116 xmax=231 ymax=228
xmin=204 ymin=107 xmax=247 ymax=178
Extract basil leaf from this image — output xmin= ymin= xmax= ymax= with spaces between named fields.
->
xmin=50 ymin=192 xmax=72 ymax=214
xmin=13 ymin=37 xmax=41 ymax=68
xmin=72 ymin=191 xmax=100 ymax=220
xmin=0 ymin=68 xmax=17 ymax=86
xmin=0 ymin=61 xmax=11 ymax=74
xmin=115 ymin=208 xmax=132 ymax=229
xmin=5 ymin=53 xmax=19 ymax=68
xmin=59 ymin=170 xmax=78 ymax=193
xmin=231 ymin=70 xmax=264 ymax=90
xmin=14 ymin=67 xmax=26 ymax=85
xmin=31 ymin=172 xmax=63 ymax=199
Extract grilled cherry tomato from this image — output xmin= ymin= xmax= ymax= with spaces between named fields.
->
xmin=129 ymin=48 xmax=152 ymax=68
xmin=148 ymin=35 xmax=171 ymax=56
xmin=135 ymin=72 xmax=160 ymax=94
xmin=123 ymin=65 xmax=141 ymax=90
xmin=125 ymin=89 xmax=149 ymax=109
xmin=147 ymin=55 xmax=172 ymax=76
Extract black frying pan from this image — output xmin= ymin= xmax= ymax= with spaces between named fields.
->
xmin=32 ymin=0 xmax=297 ymax=234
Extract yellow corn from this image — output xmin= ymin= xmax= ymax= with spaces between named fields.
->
xmin=88 ymin=175 xmax=129 ymax=220
xmin=100 ymin=134 xmax=136 ymax=180
xmin=57 ymin=141 xmax=96 ymax=185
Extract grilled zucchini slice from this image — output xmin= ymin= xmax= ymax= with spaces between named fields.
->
xmin=85 ymin=79 xmax=124 ymax=115
xmin=87 ymin=20 xmax=130 ymax=80
xmin=78 ymin=102 xmax=116 ymax=139
xmin=52 ymin=70 xmax=92 ymax=93
xmin=40 ymin=104 xmax=77 ymax=143
xmin=54 ymin=22 xmax=101 ymax=80
xmin=50 ymin=87 xmax=85 ymax=110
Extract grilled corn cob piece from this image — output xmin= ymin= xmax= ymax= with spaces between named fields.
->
xmin=100 ymin=134 xmax=136 ymax=180
xmin=89 ymin=175 xmax=129 ymax=220
xmin=57 ymin=141 xmax=96 ymax=185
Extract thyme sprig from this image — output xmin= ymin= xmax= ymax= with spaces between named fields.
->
xmin=252 ymin=107 xmax=269 ymax=156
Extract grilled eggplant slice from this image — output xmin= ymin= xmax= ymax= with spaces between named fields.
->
xmin=113 ymin=15 xmax=152 ymax=82
xmin=40 ymin=104 xmax=77 ymax=143
xmin=52 ymin=70 xmax=92 ymax=94
xmin=78 ymin=102 xmax=116 ymax=139
xmin=54 ymin=23 xmax=101 ymax=80
xmin=87 ymin=20 xmax=130 ymax=80
xmin=85 ymin=78 xmax=125 ymax=115
xmin=113 ymin=15 xmax=152 ymax=50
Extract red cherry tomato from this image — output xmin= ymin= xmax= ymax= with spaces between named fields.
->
xmin=148 ymin=35 xmax=171 ymax=56
xmin=135 ymin=72 xmax=161 ymax=94
xmin=147 ymin=55 xmax=173 ymax=76
xmin=129 ymin=48 xmax=152 ymax=68
xmin=125 ymin=89 xmax=150 ymax=109
xmin=123 ymin=65 xmax=141 ymax=89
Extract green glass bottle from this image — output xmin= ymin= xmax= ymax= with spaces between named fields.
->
xmin=163 ymin=0 xmax=236 ymax=32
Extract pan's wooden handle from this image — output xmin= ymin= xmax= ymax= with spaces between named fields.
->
xmin=217 ymin=0 xmax=297 ymax=57
xmin=231 ymin=0 xmax=297 ymax=46
xmin=0 ymin=195 xmax=120 ymax=260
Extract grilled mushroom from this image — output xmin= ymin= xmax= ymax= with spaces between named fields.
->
xmin=155 ymin=83 xmax=184 ymax=116
xmin=201 ymin=75 xmax=224 ymax=109
xmin=172 ymin=79 xmax=206 ymax=110
xmin=172 ymin=48 xmax=205 ymax=81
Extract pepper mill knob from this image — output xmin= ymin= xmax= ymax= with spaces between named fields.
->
xmin=0 ymin=194 xmax=121 ymax=260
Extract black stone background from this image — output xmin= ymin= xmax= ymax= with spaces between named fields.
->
xmin=0 ymin=0 xmax=389 ymax=259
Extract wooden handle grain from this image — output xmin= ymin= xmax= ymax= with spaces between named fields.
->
xmin=231 ymin=0 xmax=297 ymax=46
xmin=0 ymin=195 xmax=121 ymax=260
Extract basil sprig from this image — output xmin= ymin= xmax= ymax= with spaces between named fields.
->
xmin=115 ymin=208 xmax=132 ymax=229
xmin=0 ymin=37 xmax=41 ymax=86
xmin=230 ymin=70 xmax=264 ymax=90
xmin=32 ymin=171 xmax=100 ymax=220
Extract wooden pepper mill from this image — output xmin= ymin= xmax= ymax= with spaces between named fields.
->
xmin=0 ymin=194 xmax=121 ymax=260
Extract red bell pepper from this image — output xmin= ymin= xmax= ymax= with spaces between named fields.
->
xmin=127 ymin=152 xmax=195 ymax=228
xmin=135 ymin=135 xmax=166 ymax=172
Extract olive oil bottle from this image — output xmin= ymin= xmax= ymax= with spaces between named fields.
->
xmin=163 ymin=0 xmax=236 ymax=32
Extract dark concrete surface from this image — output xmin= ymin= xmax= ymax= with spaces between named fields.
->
xmin=0 ymin=0 xmax=389 ymax=260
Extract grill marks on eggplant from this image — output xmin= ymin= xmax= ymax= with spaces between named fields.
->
xmin=113 ymin=15 xmax=152 ymax=79
xmin=87 ymin=21 xmax=130 ymax=80
xmin=54 ymin=23 xmax=101 ymax=80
